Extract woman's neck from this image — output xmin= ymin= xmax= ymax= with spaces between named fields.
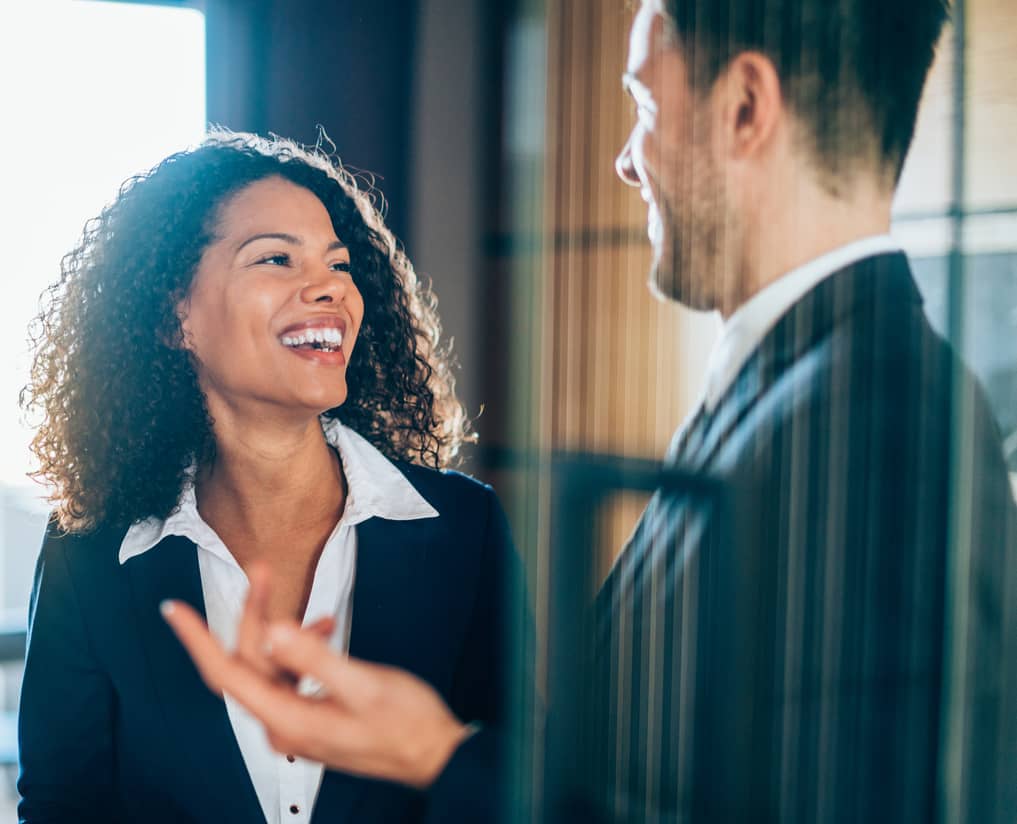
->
xmin=195 ymin=408 xmax=346 ymax=556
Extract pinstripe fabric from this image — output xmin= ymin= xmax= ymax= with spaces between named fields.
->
xmin=580 ymin=253 xmax=1017 ymax=823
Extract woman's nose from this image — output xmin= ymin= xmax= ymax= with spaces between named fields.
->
xmin=299 ymin=265 xmax=346 ymax=304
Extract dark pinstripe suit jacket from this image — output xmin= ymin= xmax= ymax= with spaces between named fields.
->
xmin=584 ymin=253 xmax=1017 ymax=823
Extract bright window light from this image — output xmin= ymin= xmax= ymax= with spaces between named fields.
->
xmin=0 ymin=1 xmax=206 ymax=488
xmin=0 ymin=1 xmax=205 ymax=609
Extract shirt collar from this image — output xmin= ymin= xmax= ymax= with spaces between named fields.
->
xmin=703 ymin=234 xmax=900 ymax=412
xmin=118 ymin=419 xmax=439 ymax=565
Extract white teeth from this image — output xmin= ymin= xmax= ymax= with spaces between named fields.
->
xmin=280 ymin=326 xmax=343 ymax=349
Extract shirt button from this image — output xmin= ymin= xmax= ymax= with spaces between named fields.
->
xmin=290 ymin=804 xmax=300 ymax=814
xmin=286 ymin=754 xmax=296 ymax=763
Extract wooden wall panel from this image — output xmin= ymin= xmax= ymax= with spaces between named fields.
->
xmin=542 ymin=0 xmax=718 ymax=573
xmin=543 ymin=0 xmax=716 ymax=455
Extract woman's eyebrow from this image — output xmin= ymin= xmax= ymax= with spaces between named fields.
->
xmin=235 ymin=233 xmax=349 ymax=253
xmin=236 ymin=232 xmax=300 ymax=252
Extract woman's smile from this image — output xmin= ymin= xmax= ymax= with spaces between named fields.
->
xmin=278 ymin=315 xmax=349 ymax=365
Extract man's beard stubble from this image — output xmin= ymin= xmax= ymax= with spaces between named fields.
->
xmin=648 ymin=138 xmax=735 ymax=313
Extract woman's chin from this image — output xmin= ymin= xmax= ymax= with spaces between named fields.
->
xmin=284 ymin=383 xmax=348 ymax=417
xmin=317 ymin=398 xmax=347 ymax=416
xmin=311 ymin=392 xmax=348 ymax=416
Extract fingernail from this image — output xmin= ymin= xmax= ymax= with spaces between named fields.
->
xmin=159 ymin=600 xmax=176 ymax=618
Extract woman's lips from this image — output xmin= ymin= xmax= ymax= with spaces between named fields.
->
xmin=284 ymin=346 xmax=347 ymax=366
xmin=278 ymin=315 xmax=347 ymax=338
xmin=277 ymin=316 xmax=348 ymax=366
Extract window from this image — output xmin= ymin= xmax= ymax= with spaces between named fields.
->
xmin=0 ymin=5 xmax=204 ymax=805
xmin=0 ymin=0 xmax=205 ymax=618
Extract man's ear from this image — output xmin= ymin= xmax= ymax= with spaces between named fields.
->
xmin=715 ymin=51 xmax=783 ymax=160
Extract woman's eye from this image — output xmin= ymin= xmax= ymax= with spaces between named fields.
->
xmin=255 ymin=253 xmax=290 ymax=266
xmin=331 ymin=261 xmax=352 ymax=273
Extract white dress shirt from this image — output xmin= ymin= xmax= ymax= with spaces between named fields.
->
xmin=119 ymin=419 xmax=439 ymax=824
xmin=702 ymin=234 xmax=901 ymax=413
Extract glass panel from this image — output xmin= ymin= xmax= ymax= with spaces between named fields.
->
xmin=497 ymin=0 xmax=1017 ymax=819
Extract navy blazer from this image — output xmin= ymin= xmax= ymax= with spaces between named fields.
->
xmin=582 ymin=253 xmax=1017 ymax=822
xmin=18 ymin=463 xmax=520 ymax=823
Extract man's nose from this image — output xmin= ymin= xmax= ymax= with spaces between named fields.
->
xmin=615 ymin=136 xmax=640 ymax=186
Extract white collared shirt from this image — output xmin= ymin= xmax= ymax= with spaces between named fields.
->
xmin=702 ymin=234 xmax=901 ymax=413
xmin=119 ymin=419 xmax=439 ymax=824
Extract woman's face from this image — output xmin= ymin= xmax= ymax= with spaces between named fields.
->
xmin=178 ymin=175 xmax=365 ymax=421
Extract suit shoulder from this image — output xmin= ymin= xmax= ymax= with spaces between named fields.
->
xmin=780 ymin=300 xmax=954 ymax=410
xmin=395 ymin=461 xmax=494 ymax=499
xmin=38 ymin=518 xmax=128 ymax=576
xmin=755 ymin=300 xmax=1001 ymax=464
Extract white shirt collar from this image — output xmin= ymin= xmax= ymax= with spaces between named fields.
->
xmin=118 ymin=418 xmax=438 ymax=565
xmin=703 ymin=234 xmax=900 ymax=412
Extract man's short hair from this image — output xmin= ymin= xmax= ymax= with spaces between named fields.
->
xmin=664 ymin=0 xmax=950 ymax=184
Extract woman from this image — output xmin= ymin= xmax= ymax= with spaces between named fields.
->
xmin=17 ymin=131 xmax=519 ymax=823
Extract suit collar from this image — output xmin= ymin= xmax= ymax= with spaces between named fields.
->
xmin=704 ymin=237 xmax=900 ymax=412
xmin=118 ymin=419 xmax=438 ymax=566
xmin=676 ymin=252 xmax=922 ymax=470
xmin=758 ymin=250 xmax=921 ymax=373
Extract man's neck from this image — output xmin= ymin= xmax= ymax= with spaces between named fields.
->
xmin=724 ymin=174 xmax=894 ymax=318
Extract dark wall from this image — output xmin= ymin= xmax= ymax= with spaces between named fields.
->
xmin=204 ymin=0 xmax=420 ymax=244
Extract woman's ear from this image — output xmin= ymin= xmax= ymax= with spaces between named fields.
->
xmin=162 ymin=297 xmax=194 ymax=352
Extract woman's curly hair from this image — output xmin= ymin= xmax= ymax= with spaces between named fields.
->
xmin=22 ymin=130 xmax=472 ymax=533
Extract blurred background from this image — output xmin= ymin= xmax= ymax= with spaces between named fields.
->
xmin=0 ymin=0 xmax=1014 ymax=815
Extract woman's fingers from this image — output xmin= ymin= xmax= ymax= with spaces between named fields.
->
xmin=161 ymin=601 xmax=338 ymax=729
xmin=162 ymin=610 xmax=341 ymax=761
xmin=167 ymin=565 xmax=337 ymax=694
xmin=262 ymin=620 xmax=467 ymax=787
xmin=235 ymin=562 xmax=276 ymax=677
xmin=265 ymin=621 xmax=380 ymax=710
xmin=160 ymin=599 xmax=232 ymax=697
xmin=163 ymin=598 xmax=464 ymax=786
xmin=306 ymin=615 xmax=337 ymax=639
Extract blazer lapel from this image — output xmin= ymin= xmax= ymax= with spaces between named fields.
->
xmin=312 ymin=515 xmax=438 ymax=822
xmin=126 ymin=535 xmax=264 ymax=823
xmin=687 ymin=252 xmax=923 ymax=472
xmin=637 ymin=254 xmax=923 ymax=603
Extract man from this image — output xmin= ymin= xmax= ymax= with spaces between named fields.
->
xmin=581 ymin=0 xmax=1016 ymax=821
xmin=166 ymin=0 xmax=1017 ymax=820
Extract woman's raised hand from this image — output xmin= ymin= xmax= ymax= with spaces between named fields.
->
xmin=161 ymin=572 xmax=470 ymax=789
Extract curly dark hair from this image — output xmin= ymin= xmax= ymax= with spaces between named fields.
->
xmin=22 ymin=130 xmax=472 ymax=533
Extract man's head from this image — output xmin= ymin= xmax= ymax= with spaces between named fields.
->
xmin=617 ymin=0 xmax=949 ymax=312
